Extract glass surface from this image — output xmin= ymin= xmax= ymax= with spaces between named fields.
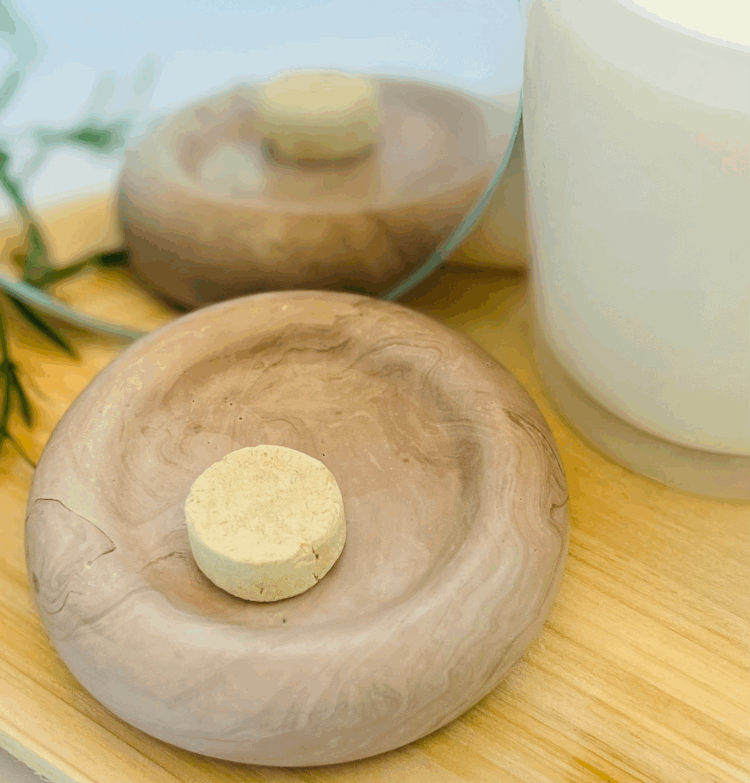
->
xmin=0 ymin=0 xmax=524 ymax=302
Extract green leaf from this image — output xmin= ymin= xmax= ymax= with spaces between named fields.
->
xmin=64 ymin=120 xmax=129 ymax=152
xmin=0 ymin=146 xmax=25 ymax=212
xmin=5 ymin=431 xmax=35 ymax=467
xmin=26 ymin=223 xmax=45 ymax=257
xmin=0 ymin=359 xmax=32 ymax=426
xmin=25 ymin=251 xmax=127 ymax=288
xmin=13 ymin=385 xmax=33 ymax=426
xmin=6 ymin=295 xmax=76 ymax=357
xmin=95 ymin=250 xmax=129 ymax=267
xmin=7 ymin=366 xmax=33 ymax=425
xmin=0 ymin=303 xmax=9 ymax=356
xmin=68 ymin=126 xmax=113 ymax=147
xmin=30 ymin=259 xmax=89 ymax=289
xmin=0 ymin=3 xmax=17 ymax=36
xmin=36 ymin=119 xmax=130 ymax=154
xmin=0 ymin=69 xmax=20 ymax=113
xmin=20 ymin=223 xmax=53 ymax=284
xmin=0 ymin=1 xmax=41 ymax=77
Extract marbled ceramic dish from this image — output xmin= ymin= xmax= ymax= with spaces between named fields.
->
xmin=118 ymin=79 xmax=512 ymax=308
xmin=25 ymin=291 xmax=568 ymax=766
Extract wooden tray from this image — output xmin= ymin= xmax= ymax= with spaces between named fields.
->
xmin=0 ymin=194 xmax=747 ymax=783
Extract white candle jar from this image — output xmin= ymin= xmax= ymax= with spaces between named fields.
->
xmin=523 ymin=0 xmax=749 ymax=498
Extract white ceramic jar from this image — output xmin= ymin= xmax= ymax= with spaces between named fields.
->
xmin=523 ymin=0 xmax=749 ymax=498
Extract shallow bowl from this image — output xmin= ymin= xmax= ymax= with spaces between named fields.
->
xmin=26 ymin=291 xmax=568 ymax=766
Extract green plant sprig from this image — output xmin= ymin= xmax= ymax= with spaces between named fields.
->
xmin=0 ymin=220 xmax=139 ymax=463
xmin=0 ymin=305 xmax=34 ymax=465
xmin=0 ymin=233 xmax=136 ymax=464
xmin=0 ymin=1 xmax=158 ymax=463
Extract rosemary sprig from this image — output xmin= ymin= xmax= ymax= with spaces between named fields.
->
xmin=0 ymin=1 xmax=157 ymax=463
xmin=0 ymin=233 xmax=144 ymax=463
xmin=0 ymin=306 xmax=34 ymax=465
xmin=0 ymin=261 xmax=145 ymax=342
xmin=7 ymin=294 xmax=74 ymax=354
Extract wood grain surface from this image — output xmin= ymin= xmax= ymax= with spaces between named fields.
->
xmin=0 ymin=193 xmax=748 ymax=783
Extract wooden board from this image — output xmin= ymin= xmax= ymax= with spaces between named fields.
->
xmin=0 ymin=193 xmax=747 ymax=783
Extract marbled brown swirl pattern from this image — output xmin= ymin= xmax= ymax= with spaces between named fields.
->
xmin=25 ymin=291 xmax=568 ymax=766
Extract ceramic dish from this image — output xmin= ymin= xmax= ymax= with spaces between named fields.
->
xmin=118 ymin=79 xmax=513 ymax=308
xmin=25 ymin=291 xmax=568 ymax=766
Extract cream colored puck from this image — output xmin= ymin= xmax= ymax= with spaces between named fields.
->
xmin=256 ymin=71 xmax=380 ymax=160
xmin=185 ymin=445 xmax=346 ymax=602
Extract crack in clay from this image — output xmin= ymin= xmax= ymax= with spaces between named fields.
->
xmin=86 ymin=543 xmax=117 ymax=567
xmin=32 ymin=497 xmax=117 ymax=555
xmin=139 ymin=550 xmax=190 ymax=572
xmin=30 ymin=498 xmax=118 ymax=617
xmin=44 ymin=589 xmax=85 ymax=615
xmin=59 ymin=585 xmax=155 ymax=641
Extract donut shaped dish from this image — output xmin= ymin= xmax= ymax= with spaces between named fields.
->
xmin=25 ymin=291 xmax=568 ymax=766
xmin=118 ymin=78 xmax=511 ymax=308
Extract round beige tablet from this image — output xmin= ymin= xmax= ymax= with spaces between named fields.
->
xmin=185 ymin=445 xmax=346 ymax=602
xmin=255 ymin=71 xmax=380 ymax=160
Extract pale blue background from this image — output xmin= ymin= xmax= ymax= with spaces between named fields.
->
xmin=0 ymin=0 xmax=522 ymax=214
